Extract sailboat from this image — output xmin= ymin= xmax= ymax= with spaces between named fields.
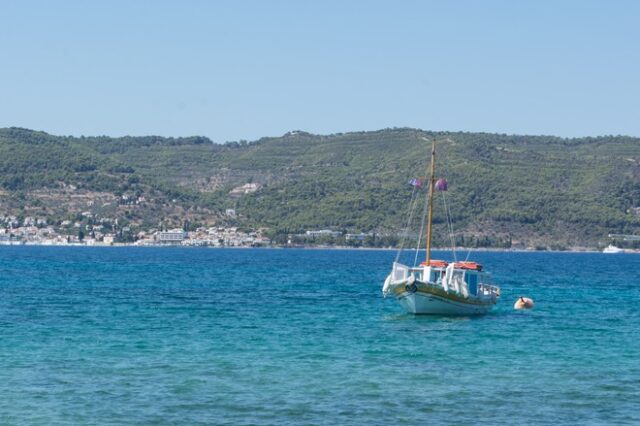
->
xmin=382 ymin=139 xmax=500 ymax=315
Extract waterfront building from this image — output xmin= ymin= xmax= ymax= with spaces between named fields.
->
xmin=156 ymin=229 xmax=186 ymax=244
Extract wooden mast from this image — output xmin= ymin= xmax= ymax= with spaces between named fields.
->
xmin=425 ymin=138 xmax=436 ymax=265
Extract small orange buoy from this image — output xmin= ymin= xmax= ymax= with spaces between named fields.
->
xmin=514 ymin=296 xmax=534 ymax=310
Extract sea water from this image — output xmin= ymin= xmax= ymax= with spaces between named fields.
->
xmin=0 ymin=247 xmax=639 ymax=425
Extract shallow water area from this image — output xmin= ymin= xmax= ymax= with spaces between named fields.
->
xmin=1 ymin=247 xmax=639 ymax=425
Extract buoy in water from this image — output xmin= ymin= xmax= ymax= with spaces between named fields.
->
xmin=514 ymin=296 xmax=534 ymax=310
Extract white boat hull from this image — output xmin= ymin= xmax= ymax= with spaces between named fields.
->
xmin=603 ymin=245 xmax=623 ymax=253
xmin=396 ymin=288 xmax=496 ymax=315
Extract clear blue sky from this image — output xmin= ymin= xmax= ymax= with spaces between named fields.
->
xmin=1 ymin=0 xmax=638 ymax=141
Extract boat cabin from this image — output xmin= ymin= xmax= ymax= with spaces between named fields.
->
xmin=394 ymin=260 xmax=492 ymax=298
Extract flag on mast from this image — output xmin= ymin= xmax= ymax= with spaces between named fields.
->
xmin=435 ymin=178 xmax=448 ymax=191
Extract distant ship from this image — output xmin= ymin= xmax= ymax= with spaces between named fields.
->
xmin=604 ymin=234 xmax=640 ymax=253
xmin=382 ymin=138 xmax=500 ymax=315
xmin=603 ymin=244 xmax=623 ymax=254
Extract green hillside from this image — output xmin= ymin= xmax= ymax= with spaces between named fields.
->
xmin=1 ymin=127 xmax=639 ymax=248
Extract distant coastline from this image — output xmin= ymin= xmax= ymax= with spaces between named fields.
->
xmin=1 ymin=240 xmax=632 ymax=254
xmin=2 ymin=127 xmax=639 ymax=251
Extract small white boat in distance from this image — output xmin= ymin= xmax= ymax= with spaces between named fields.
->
xmin=603 ymin=244 xmax=623 ymax=253
xmin=382 ymin=138 xmax=500 ymax=315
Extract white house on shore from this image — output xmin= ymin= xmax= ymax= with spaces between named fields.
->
xmin=305 ymin=230 xmax=342 ymax=238
xmin=156 ymin=229 xmax=186 ymax=244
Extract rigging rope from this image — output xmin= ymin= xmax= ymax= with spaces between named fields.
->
xmin=414 ymin=188 xmax=429 ymax=267
xmin=441 ymin=191 xmax=458 ymax=262
xmin=438 ymin=141 xmax=474 ymax=262
xmin=464 ymin=248 xmax=472 ymax=262
xmin=435 ymin=140 xmax=459 ymax=262
xmin=394 ymin=185 xmax=420 ymax=264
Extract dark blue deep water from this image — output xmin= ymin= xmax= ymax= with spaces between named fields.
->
xmin=1 ymin=247 xmax=639 ymax=425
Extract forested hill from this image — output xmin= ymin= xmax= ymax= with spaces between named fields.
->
xmin=1 ymin=127 xmax=639 ymax=249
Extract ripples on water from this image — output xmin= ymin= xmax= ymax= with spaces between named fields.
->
xmin=1 ymin=247 xmax=639 ymax=425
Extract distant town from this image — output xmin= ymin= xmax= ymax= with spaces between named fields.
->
xmin=0 ymin=214 xmax=380 ymax=247
xmin=0 ymin=213 xmax=265 ymax=247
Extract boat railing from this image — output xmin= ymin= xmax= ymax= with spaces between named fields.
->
xmin=405 ymin=266 xmax=500 ymax=298
xmin=478 ymin=283 xmax=500 ymax=297
xmin=391 ymin=263 xmax=409 ymax=282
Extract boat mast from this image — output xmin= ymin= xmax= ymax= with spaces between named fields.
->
xmin=425 ymin=138 xmax=436 ymax=265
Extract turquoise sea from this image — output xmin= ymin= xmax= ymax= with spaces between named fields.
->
xmin=1 ymin=247 xmax=639 ymax=425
